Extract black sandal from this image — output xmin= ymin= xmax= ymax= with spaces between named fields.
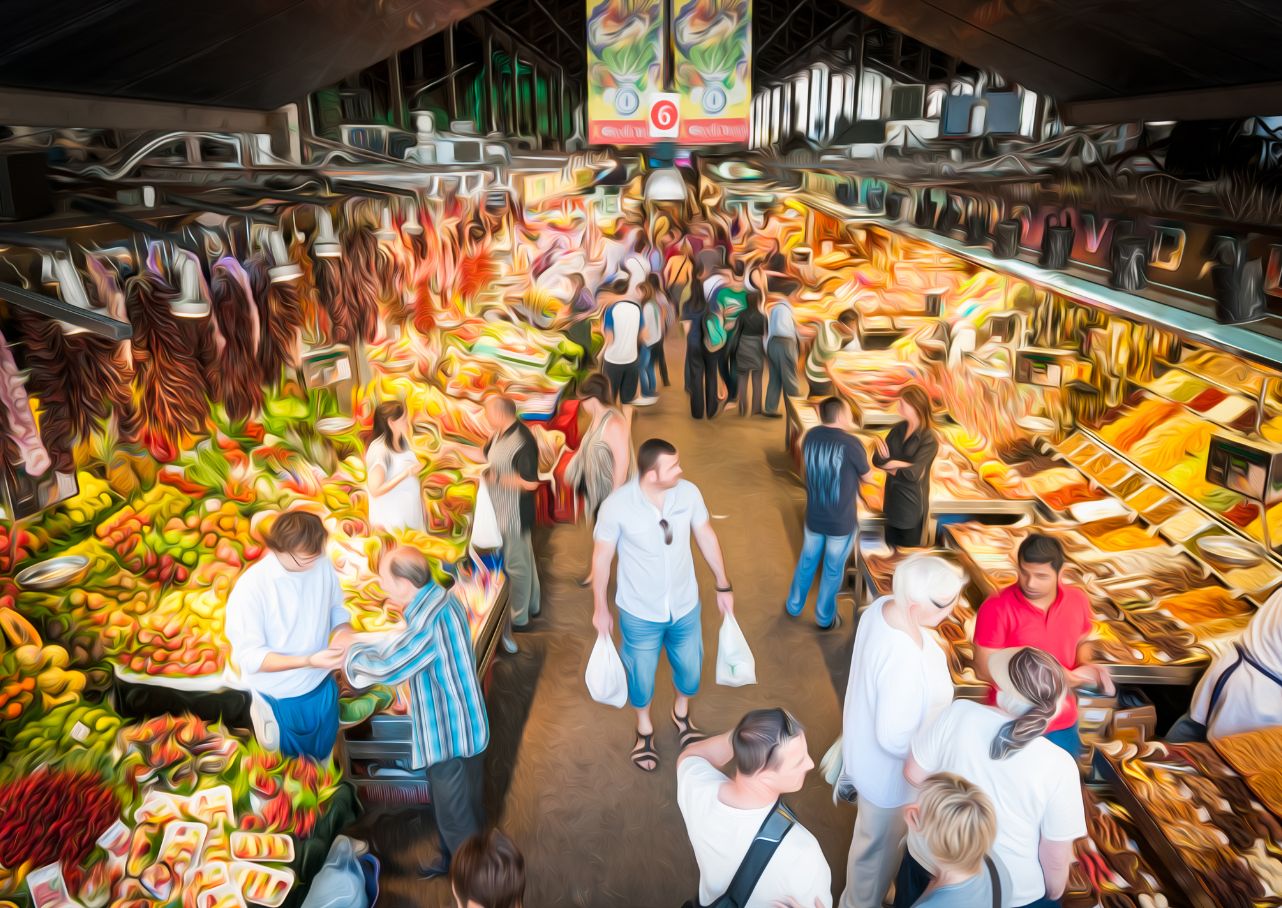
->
xmin=672 ymin=709 xmax=707 ymax=750
xmin=631 ymin=732 xmax=659 ymax=772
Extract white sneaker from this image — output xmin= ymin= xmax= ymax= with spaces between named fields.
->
xmin=633 ymin=396 xmax=659 ymax=407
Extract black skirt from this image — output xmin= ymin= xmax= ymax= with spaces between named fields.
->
xmin=885 ymin=521 xmax=926 ymax=549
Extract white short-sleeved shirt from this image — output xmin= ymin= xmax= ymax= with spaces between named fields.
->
xmin=224 ymin=553 xmax=349 ymax=699
xmin=594 ymin=478 xmax=709 ymax=622
xmin=603 ymin=301 xmax=642 ymax=365
xmin=911 ymin=700 xmax=1086 ymax=907
xmin=841 ymin=597 xmax=955 ymax=808
xmin=677 ymin=757 xmax=833 ymax=908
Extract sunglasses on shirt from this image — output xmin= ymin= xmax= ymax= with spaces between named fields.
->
xmin=659 ymin=518 xmax=673 ymax=545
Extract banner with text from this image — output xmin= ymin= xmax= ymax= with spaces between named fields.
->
xmin=673 ymin=0 xmax=751 ymax=145
xmin=586 ymin=0 xmax=666 ymax=146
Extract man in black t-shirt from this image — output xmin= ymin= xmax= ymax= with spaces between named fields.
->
xmin=785 ymin=396 xmax=869 ymax=629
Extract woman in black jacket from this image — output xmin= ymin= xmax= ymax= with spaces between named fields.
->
xmin=873 ymin=385 xmax=939 ymax=549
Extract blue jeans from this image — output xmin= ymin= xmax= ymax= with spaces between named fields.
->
xmin=617 ymin=605 xmax=703 ymax=708
xmin=638 ymin=344 xmax=656 ymax=397
xmin=1045 ymin=722 xmax=1082 ymax=759
xmin=786 ymin=528 xmax=854 ymax=628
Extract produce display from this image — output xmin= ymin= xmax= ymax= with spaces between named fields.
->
xmin=1099 ymin=740 xmax=1282 ymax=908
xmin=1216 ymin=728 xmax=1282 ymax=821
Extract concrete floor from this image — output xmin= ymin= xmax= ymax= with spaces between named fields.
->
xmin=351 ymin=346 xmax=858 ymax=907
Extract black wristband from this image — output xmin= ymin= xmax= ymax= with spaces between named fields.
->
xmin=716 ymin=584 xmax=733 ymax=593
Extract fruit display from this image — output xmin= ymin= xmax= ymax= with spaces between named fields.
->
xmin=0 ymin=642 xmax=85 ymax=732
xmin=3 ymin=473 xmax=121 ymax=573
xmin=241 ymin=745 xmax=343 ymax=840
xmin=4 ymin=701 xmax=127 ymax=776
xmin=120 ymin=715 xmax=241 ymax=792
xmin=1215 ymin=727 xmax=1282 ymax=821
xmin=0 ymin=766 xmax=122 ymax=895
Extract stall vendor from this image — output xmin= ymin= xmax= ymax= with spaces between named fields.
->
xmin=225 ymin=510 xmax=353 ymax=760
xmin=346 ymin=546 xmax=489 ymax=879
xmin=872 ymin=385 xmax=939 ymax=550
xmin=1170 ymin=585 xmax=1282 ymax=743
xmin=805 ymin=308 xmax=860 ymax=398
xmin=973 ymin=533 xmax=1113 ymax=759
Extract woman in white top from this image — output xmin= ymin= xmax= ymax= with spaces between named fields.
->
xmin=837 ymin=553 xmax=965 ymax=908
xmin=365 ymin=400 xmax=428 ymax=533
xmin=902 ymin=647 xmax=1086 ymax=908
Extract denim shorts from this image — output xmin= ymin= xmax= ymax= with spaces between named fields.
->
xmin=617 ymin=605 xmax=703 ymax=708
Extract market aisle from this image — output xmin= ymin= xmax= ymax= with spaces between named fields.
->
xmin=355 ymin=344 xmax=858 ymax=907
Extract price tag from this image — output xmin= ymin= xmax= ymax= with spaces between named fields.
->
xmin=648 ymin=93 xmax=680 ymax=139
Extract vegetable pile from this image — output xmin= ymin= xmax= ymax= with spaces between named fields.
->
xmin=0 ymin=767 xmax=120 ymax=891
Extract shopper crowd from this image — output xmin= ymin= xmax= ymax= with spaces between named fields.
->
xmin=224 ymin=203 xmax=1111 ymax=907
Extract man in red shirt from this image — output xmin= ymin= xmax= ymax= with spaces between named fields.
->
xmin=973 ymin=533 xmax=1114 ymax=757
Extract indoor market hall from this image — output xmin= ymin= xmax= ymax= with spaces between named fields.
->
xmin=354 ymin=337 xmax=858 ymax=906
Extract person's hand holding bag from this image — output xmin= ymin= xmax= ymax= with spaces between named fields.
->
xmin=715 ymin=613 xmax=757 ymax=687
xmin=585 ymin=633 xmax=628 ymax=708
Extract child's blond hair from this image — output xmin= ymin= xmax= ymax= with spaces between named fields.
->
xmin=918 ymin=772 xmax=997 ymax=875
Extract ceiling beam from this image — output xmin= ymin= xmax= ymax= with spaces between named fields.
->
xmin=0 ymin=86 xmax=301 ymax=160
xmin=1061 ymin=80 xmax=1282 ymax=125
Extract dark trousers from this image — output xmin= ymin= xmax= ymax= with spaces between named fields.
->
xmin=764 ymin=336 xmax=800 ymax=414
xmin=737 ymin=364 xmax=764 ymax=415
xmin=604 ymin=360 xmax=641 ymax=404
xmin=650 ymin=341 xmax=671 ymax=387
xmin=894 ymin=853 xmax=1059 ymax=908
xmin=686 ymin=348 xmax=722 ymax=419
xmin=426 ymin=753 xmax=486 ymax=863
xmin=719 ymin=350 xmax=738 ymax=400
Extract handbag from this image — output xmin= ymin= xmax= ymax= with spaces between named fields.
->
xmin=681 ymin=799 xmax=797 ymax=908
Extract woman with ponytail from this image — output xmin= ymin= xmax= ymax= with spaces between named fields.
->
xmin=898 ymin=647 xmax=1085 ymax=908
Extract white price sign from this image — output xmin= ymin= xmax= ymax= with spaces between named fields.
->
xmin=648 ymin=93 xmax=680 ymax=138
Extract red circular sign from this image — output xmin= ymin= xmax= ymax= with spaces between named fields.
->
xmin=651 ymin=99 xmax=678 ymax=131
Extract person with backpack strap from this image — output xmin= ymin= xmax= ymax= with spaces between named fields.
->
xmin=677 ymin=708 xmax=833 ymax=908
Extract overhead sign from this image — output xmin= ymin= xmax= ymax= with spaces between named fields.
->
xmin=648 ymin=93 xmax=680 ymax=138
xmin=673 ymin=0 xmax=751 ymax=145
xmin=586 ymin=0 xmax=665 ymax=146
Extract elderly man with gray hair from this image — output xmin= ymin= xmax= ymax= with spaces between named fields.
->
xmin=345 ymin=546 xmax=489 ymax=879
xmin=836 ymin=553 xmax=966 ymax=908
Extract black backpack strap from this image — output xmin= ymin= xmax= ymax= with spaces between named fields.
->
xmin=713 ymin=799 xmax=797 ymax=908
xmin=984 ymin=856 xmax=1001 ymax=908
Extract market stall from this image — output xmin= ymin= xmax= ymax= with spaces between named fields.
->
xmin=0 ymin=166 xmax=599 ymax=906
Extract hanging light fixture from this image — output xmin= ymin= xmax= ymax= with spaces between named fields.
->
xmin=262 ymin=226 xmax=302 ymax=283
xmin=402 ymin=198 xmax=424 ymax=236
xmin=373 ymin=204 xmax=398 ymax=244
xmin=313 ymin=208 xmax=341 ymax=259
xmin=170 ymin=248 xmax=211 ymax=318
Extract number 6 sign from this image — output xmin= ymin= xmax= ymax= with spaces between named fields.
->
xmin=648 ymin=93 xmax=680 ymax=138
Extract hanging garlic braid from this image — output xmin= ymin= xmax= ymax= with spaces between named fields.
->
xmin=990 ymin=648 xmax=1066 ymax=760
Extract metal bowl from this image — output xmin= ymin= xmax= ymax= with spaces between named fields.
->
xmin=315 ymin=417 xmax=355 ymax=436
xmin=15 ymin=555 xmax=91 ymax=590
xmin=1197 ymin=535 xmax=1262 ymax=567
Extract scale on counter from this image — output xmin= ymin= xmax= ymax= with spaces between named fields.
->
xmin=1015 ymin=347 xmax=1095 ymax=391
xmin=298 ymin=345 xmax=358 ymax=416
xmin=1206 ymin=432 xmax=1282 ymax=552
xmin=986 ymin=310 xmax=1027 ymax=347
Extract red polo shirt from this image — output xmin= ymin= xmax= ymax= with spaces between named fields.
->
xmin=973 ymin=582 xmax=1094 ymax=731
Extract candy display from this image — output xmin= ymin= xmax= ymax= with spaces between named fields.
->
xmin=1099 ymin=741 xmax=1282 ymax=908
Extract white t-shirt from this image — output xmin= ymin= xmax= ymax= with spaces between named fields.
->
xmin=677 ymin=757 xmax=833 ymax=908
xmin=841 ymin=597 xmax=954 ymax=808
xmin=366 ymin=438 xmax=428 ymax=533
xmin=603 ymin=300 xmax=642 ymax=365
xmin=594 ymin=478 xmax=708 ymax=622
xmin=641 ymin=299 xmax=664 ymax=346
xmin=224 ymin=553 xmax=349 ymax=699
xmin=911 ymin=700 xmax=1086 ymax=907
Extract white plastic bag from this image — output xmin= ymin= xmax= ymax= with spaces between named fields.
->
xmin=471 ymin=479 xmax=503 ymax=550
xmin=716 ymin=613 xmax=757 ymax=687
xmin=585 ymin=634 xmax=629 ymax=708
xmin=300 ymin=835 xmax=368 ymax=908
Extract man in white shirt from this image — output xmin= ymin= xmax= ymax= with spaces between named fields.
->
xmin=591 ymin=438 xmax=735 ymax=773
xmin=677 ymin=708 xmax=833 ymax=908
xmin=600 ymin=277 xmax=643 ymax=405
xmin=224 ymin=511 xmax=353 ymax=760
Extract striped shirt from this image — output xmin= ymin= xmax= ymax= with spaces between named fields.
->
xmin=345 ymin=583 xmax=489 ymax=769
